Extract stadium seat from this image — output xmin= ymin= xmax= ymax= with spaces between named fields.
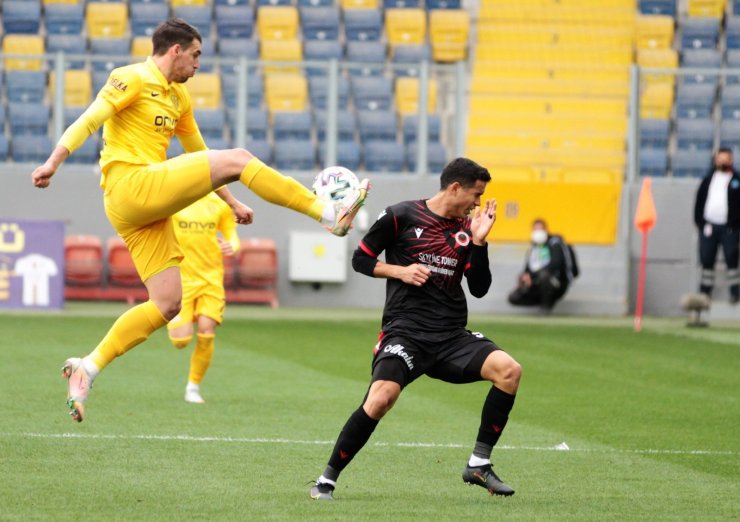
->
xmin=272 ymin=110 xmax=313 ymax=140
xmin=198 ymin=38 xmax=216 ymax=73
xmin=343 ymin=9 xmax=383 ymax=42
xmin=107 ymin=237 xmax=143 ymax=288
xmin=351 ymin=76 xmax=394 ymax=111
xmin=391 ymin=44 xmax=431 ymax=77
xmin=639 ymin=148 xmax=669 ymax=176
xmin=130 ymin=3 xmax=170 ymax=36
xmin=171 ymin=0 xmax=210 ymax=6
xmin=49 ymin=70 xmax=93 ymax=107
xmin=345 ymin=41 xmax=387 ymax=76
xmin=314 ymin=109 xmax=357 ymax=142
xmin=194 ymin=108 xmax=226 ymax=139
xmin=425 ymin=0 xmax=461 ymax=8
xmin=66 ymin=136 xmax=101 ymax=164
xmin=304 ymin=40 xmax=344 ymax=76
xmin=402 ymin=113 xmax=441 ymax=143
xmin=46 ymin=34 xmax=87 ymax=69
xmin=300 ymin=6 xmax=341 ymax=40
xmin=385 ymin=8 xmax=426 ymax=46
xmin=186 ymin=74 xmax=222 ymax=109
xmin=299 ymin=0 xmax=334 ymax=5
xmin=265 ymin=73 xmax=308 ymax=111
xmin=2 ymin=0 xmax=41 ymax=34
xmin=639 ymin=0 xmax=676 ymax=15
xmin=261 ymin=39 xmax=303 ymax=75
xmin=3 ymin=35 xmax=45 ymax=71
xmin=384 ymin=0 xmax=420 ymax=8
xmin=639 ymin=119 xmax=670 ymax=148
xmin=308 ymin=75 xmax=350 ymax=109
xmin=257 ymin=6 xmax=300 ymax=40
xmin=429 ymin=9 xmax=469 ymax=62
xmin=687 ymin=0 xmax=726 ymax=17
xmin=236 ymin=238 xmax=278 ymax=308
xmin=720 ymin=84 xmax=740 ymax=118
xmin=675 ymin=83 xmax=716 ymax=118
xmin=671 ymin=149 xmax=710 ymax=177
xmin=172 ymin=6 xmax=213 ymax=38
xmin=274 ymin=139 xmax=316 ymax=170
xmin=12 ymin=135 xmax=53 ymax=163
xmin=92 ymin=70 xmax=110 ymax=95
xmin=363 ymin=141 xmax=405 ymax=171
xmin=245 ymin=139 xmax=273 ymax=163
xmin=340 ymin=0 xmax=380 ymax=9
xmin=679 ymin=17 xmax=720 ymax=50
xmin=0 ymin=136 xmax=8 ymax=162
xmin=45 ymin=3 xmax=85 ymax=35
xmin=221 ymin=72 xmax=264 ymax=108
xmin=87 ymin=2 xmax=128 ymax=38
xmin=215 ymin=5 xmax=256 ymax=39
xmin=719 ymin=120 xmax=740 ymax=148
xmin=9 ymin=102 xmax=50 ymax=136
xmin=64 ymin=235 xmax=104 ymax=286
xmin=406 ymin=141 xmax=447 ymax=173
xmin=681 ymin=49 xmax=721 ymax=86
xmin=636 ymin=15 xmax=675 ymax=50
xmin=318 ymin=140 xmax=361 ymax=170
xmin=357 ymin=109 xmax=398 ymax=142
xmin=675 ymin=118 xmax=715 ymax=150
xmin=90 ymin=38 xmax=131 ymax=72
xmin=64 ymin=106 xmax=86 ymax=127
xmin=131 ymin=37 xmax=154 ymax=60
xmin=219 ymin=38 xmax=260 ymax=75
xmin=238 ymin=108 xmax=269 ymax=140
xmin=5 ymin=71 xmax=47 ymax=103
xmin=726 ymin=16 xmax=740 ymax=49
xmin=637 ymin=48 xmax=678 ymax=90
xmin=395 ymin=77 xmax=438 ymax=115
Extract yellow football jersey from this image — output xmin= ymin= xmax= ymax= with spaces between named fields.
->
xmin=172 ymin=192 xmax=239 ymax=291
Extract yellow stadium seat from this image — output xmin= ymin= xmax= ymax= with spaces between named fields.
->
xmin=640 ymin=83 xmax=674 ymax=119
xmin=265 ymin=73 xmax=308 ymax=112
xmin=131 ymin=37 xmax=153 ymax=60
xmin=186 ymin=73 xmax=222 ymax=109
xmin=479 ymin=1 xmax=636 ymax=26
xmin=87 ymin=2 xmax=128 ymax=38
xmin=636 ymin=15 xmax=675 ymax=50
xmin=687 ymin=0 xmax=726 ymax=17
xmin=477 ymin=22 xmax=634 ymax=48
xmin=385 ymin=9 xmax=427 ymax=47
xmin=467 ymin=96 xmax=627 ymax=117
xmin=429 ymin=9 xmax=469 ymax=62
xmin=260 ymin=39 xmax=303 ymax=75
xmin=257 ymin=6 xmax=299 ymax=41
xmin=170 ymin=0 xmax=209 ymax=6
xmin=395 ymin=77 xmax=438 ymax=115
xmin=3 ymin=35 xmax=45 ymax=71
xmin=340 ymin=0 xmax=380 ymax=9
xmin=638 ymin=48 xmax=678 ymax=89
xmin=50 ymin=70 xmax=92 ymax=107
xmin=470 ymin=66 xmax=630 ymax=97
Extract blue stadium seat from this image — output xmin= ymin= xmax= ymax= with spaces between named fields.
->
xmin=344 ymin=9 xmax=383 ymax=42
xmin=384 ymin=0 xmax=421 ymax=7
xmin=216 ymin=0 xmax=249 ymax=5
xmin=720 ymin=84 xmax=740 ymax=118
xmin=402 ymin=113 xmax=441 ymax=143
xmin=675 ymin=118 xmax=715 ymax=151
xmin=345 ymin=41 xmax=387 ymax=76
xmin=300 ymin=6 xmax=341 ymax=41
xmin=219 ymin=38 xmax=259 ymax=75
xmin=8 ymin=102 xmax=50 ymax=136
xmin=0 ymin=106 xmax=5 ymax=132
xmin=726 ymin=17 xmax=740 ymax=49
xmin=304 ymin=40 xmax=344 ymax=76
xmin=93 ymin=71 xmax=110 ymax=95
xmin=67 ymin=136 xmax=101 ymax=164
xmin=675 ymin=83 xmax=716 ymax=118
xmin=245 ymin=139 xmax=273 ymax=163
xmin=681 ymin=49 xmax=721 ymax=86
xmin=46 ymin=34 xmax=87 ymax=70
xmin=318 ymin=141 xmax=361 ymax=171
xmin=308 ymin=75 xmax=350 ymax=110
xmin=194 ymin=108 xmax=226 ymax=140
xmin=274 ymin=139 xmax=316 ymax=170
xmin=215 ymin=5 xmax=255 ymax=39
xmin=639 ymin=0 xmax=676 ymax=15
xmin=719 ymin=120 xmax=740 ymax=149
xmin=273 ymin=110 xmax=313 ymax=140
xmin=5 ymin=71 xmax=47 ymax=103
xmin=299 ymin=0 xmax=334 ymax=5
xmin=425 ymin=0 xmax=461 ymax=8
xmin=167 ymin=139 xmax=185 ymax=158
xmin=172 ymin=6 xmax=213 ymax=39
xmin=0 ymin=135 xmax=8 ymax=161
xmin=205 ymin=137 xmax=231 ymax=149
xmin=45 ymin=3 xmax=85 ymax=35
xmin=238 ymin=108 xmax=269 ymax=140
xmin=130 ymin=3 xmax=170 ymax=37
xmin=639 ymin=119 xmax=670 ymax=149
xmin=2 ymin=1 xmax=41 ymax=34
xmin=406 ymin=141 xmax=447 ymax=172
xmin=90 ymin=38 xmax=131 ymax=72
xmin=351 ymin=76 xmax=394 ymax=111
xmin=671 ymin=149 xmax=710 ymax=177
xmin=257 ymin=0 xmax=292 ymax=5
xmin=12 ymin=135 xmax=53 ymax=163
xmin=357 ymin=109 xmax=397 ymax=142
xmin=130 ymin=0 xmax=166 ymax=3
xmin=680 ymin=17 xmax=720 ymax=50
xmin=64 ymin=106 xmax=86 ymax=127
xmin=727 ymin=49 xmax=740 ymax=69
xmin=364 ymin=141 xmax=405 ymax=172
xmin=639 ymin=148 xmax=669 ymax=177
xmin=221 ymin=73 xmax=264 ymax=108
xmin=392 ymin=44 xmax=431 ymax=77
xmin=315 ymin=109 xmax=357 ymax=142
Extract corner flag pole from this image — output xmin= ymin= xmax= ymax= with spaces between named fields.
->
xmin=633 ymin=177 xmax=657 ymax=332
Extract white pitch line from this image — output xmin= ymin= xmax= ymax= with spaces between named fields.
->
xmin=1 ymin=432 xmax=738 ymax=456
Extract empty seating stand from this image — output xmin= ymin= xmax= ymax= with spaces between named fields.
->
xmin=228 ymin=238 xmax=279 ymax=307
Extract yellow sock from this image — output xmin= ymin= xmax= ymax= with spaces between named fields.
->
xmin=88 ymin=300 xmax=167 ymax=370
xmin=189 ymin=333 xmax=215 ymax=385
xmin=240 ymin=158 xmax=324 ymax=221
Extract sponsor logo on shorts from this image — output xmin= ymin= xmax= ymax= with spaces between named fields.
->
xmin=383 ymin=343 xmax=414 ymax=370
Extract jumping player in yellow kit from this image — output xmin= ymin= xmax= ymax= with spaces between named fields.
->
xmin=168 ymin=192 xmax=239 ymax=404
xmin=31 ymin=18 xmax=369 ymax=422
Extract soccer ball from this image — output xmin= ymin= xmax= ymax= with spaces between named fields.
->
xmin=312 ymin=166 xmax=360 ymax=202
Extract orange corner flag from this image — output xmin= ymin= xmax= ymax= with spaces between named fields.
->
xmin=634 ymin=177 xmax=657 ymax=233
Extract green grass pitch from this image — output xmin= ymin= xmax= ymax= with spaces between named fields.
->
xmin=0 ymin=303 xmax=738 ymax=521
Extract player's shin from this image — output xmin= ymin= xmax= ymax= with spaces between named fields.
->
xmin=322 ymin=407 xmax=379 ymax=483
xmin=470 ymin=386 xmax=516 ymax=464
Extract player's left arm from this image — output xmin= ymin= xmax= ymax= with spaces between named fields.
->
xmin=465 ymin=199 xmax=496 ymax=297
xmin=218 ymin=203 xmax=241 ymax=256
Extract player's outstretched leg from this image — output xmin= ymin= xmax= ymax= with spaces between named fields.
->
xmin=62 ymin=357 xmax=93 ymax=422
xmin=462 ymin=463 xmax=515 ymax=496
xmin=328 ymin=178 xmax=370 ymax=237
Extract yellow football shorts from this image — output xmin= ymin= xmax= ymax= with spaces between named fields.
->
xmin=102 ymin=152 xmax=213 ymax=282
xmin=167 ymin=281 xmax=226 ymax=330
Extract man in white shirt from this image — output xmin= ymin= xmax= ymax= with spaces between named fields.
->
xmin=693 ymin=148 xmax=740 ymax=303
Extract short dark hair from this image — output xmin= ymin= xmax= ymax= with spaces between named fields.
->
xmin=439 ymin=157 xmax=491 ymax=189
xmin=532 ymin=218 xmax=547 ymax=228
xmin=152 ymin=18 xmax=201 ymax=56
xmin=717 ymin=147 xmax=733 ymax=156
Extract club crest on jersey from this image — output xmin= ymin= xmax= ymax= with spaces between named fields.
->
xmin=414 ymin=227 xmax=424 ymax=238
xmin=453 ymin=230 xmax=470 ymax=248
xmin=170 ymin=94 xmax=180 ymax=110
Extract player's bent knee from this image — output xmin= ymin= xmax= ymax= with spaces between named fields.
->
xmin=364 ymin=382 xmax=401 ymax=419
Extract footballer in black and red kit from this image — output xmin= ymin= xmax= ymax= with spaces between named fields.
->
xmin=309 ymin=157 xmax=523 ymax=500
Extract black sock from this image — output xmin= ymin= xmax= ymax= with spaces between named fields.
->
xmin=474 ymin=386 xmax=516 ymax=458
xmin=323 ymin=407 xmax=379 ymax=481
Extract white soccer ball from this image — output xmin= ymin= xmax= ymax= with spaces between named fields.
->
xmin=312 ymin=166 xmax=360 ymax=202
